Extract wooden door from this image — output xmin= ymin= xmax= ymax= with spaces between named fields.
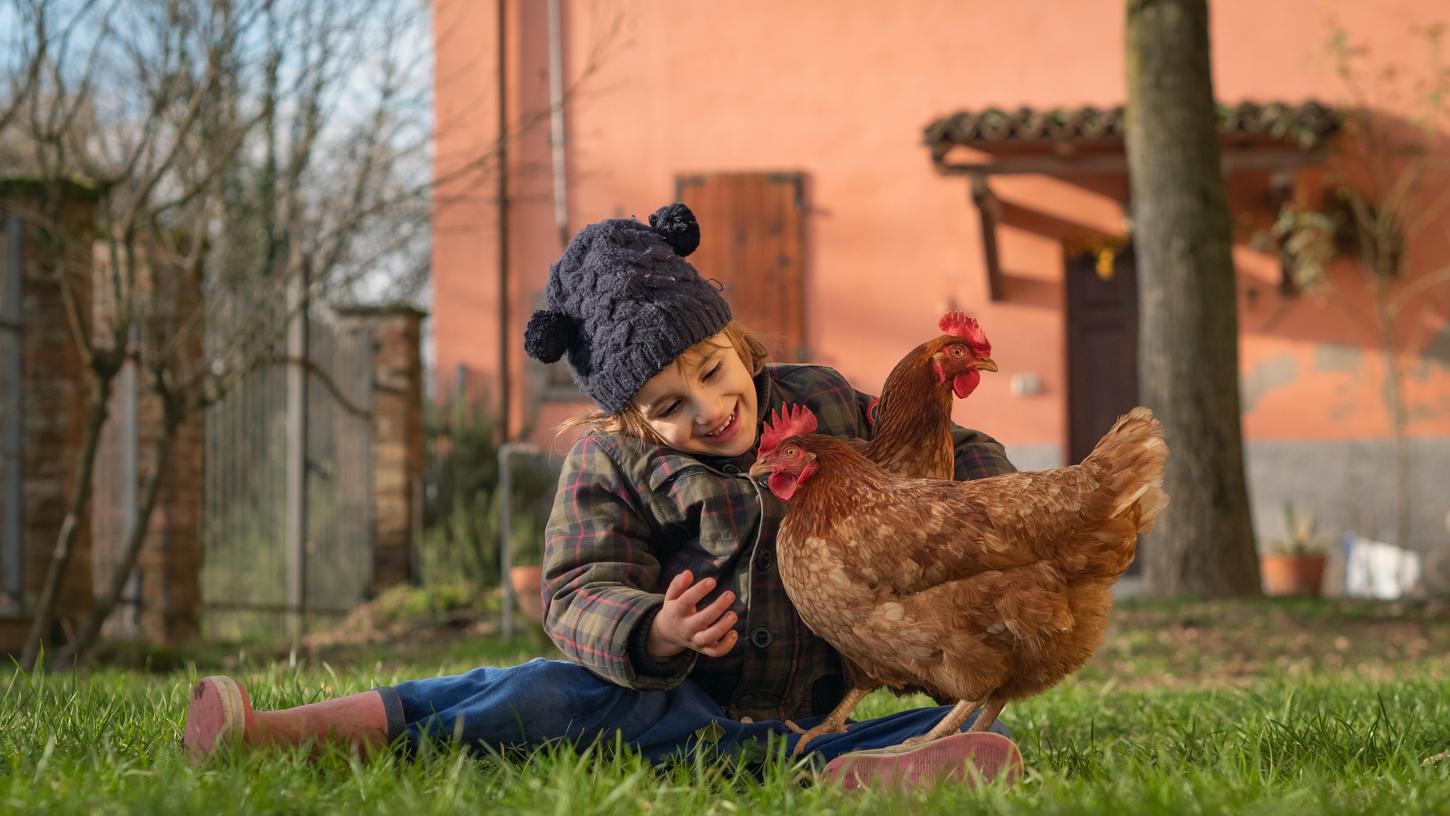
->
xmin=1066 ymin=246 xmax=1139 ymax=465
xmin=675 ymin=173 xmax=807 ymax=361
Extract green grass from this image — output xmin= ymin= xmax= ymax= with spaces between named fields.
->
xmin=4 ymin=599 xmax=1450 ymax=814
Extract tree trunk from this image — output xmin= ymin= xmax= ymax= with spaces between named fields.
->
xmin=1124 ymin=0 xmax=1260 ymax=596
xmin=60 ymin=407 xmax=179 ymax=666
xmin=20 ymin=372 xmax=115 ymax=670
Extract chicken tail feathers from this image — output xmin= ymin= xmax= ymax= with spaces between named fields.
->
xmin=1084 ymin=407 xmax=1169 ymax=534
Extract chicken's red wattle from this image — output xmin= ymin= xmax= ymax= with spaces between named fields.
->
xmin=768 ymin=471 xmax=798 ymax=501
xmin=952 ymin=369 xmax=981 ymax=398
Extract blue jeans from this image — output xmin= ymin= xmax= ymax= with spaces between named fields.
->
xmin=381 ymin=658 xmax=1010 ymax=765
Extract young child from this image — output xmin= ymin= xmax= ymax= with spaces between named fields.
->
xmin=184 ymin=203 xmax=1023 ymax=789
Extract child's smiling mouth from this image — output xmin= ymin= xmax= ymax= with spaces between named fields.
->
xmin=700 ymin=402 xmax=741 ymax=443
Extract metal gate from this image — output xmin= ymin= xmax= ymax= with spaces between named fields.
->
xmin=201 ymin=307 xmax=374 ymax=639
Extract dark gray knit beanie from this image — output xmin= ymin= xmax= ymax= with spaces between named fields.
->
xmin=523 ymin=202 xmax=732 ymax=413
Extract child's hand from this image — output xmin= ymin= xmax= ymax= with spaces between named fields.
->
xmin=646 ymin=570 xmax=739 ymax=659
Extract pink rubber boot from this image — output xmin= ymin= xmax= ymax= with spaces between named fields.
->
xmin=820 ymin=731 xmax=1024 ymax=791
xmin=183 ymin=675 xmax=391 ymax=763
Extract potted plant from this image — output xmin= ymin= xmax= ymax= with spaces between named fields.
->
xmin=1260 ymin=503 xmax=1330 ymax=597
xmin=421 ymin=393 xmax=559 ymax=626
xmin=507 ymin=514 xmax=546 ymax=624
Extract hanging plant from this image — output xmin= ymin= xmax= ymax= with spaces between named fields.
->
xmin=1270 ymin=203 xmax=1340 ymax=293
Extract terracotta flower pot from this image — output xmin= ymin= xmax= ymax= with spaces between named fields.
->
xmin=509 ymin=565 xmax=544 ymax=623
xmin=1260 ymin=553 xmax=1327 ymax=597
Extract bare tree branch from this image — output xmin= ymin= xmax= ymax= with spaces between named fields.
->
xmin=9 ymin=0 xmax=622 ymax=664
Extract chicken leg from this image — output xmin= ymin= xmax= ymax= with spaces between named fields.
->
xmin=967 ymin=699 xmax=1007 ymax=733
xmin=896 ymin=699 xmax=982 ymax=748
xmin=788 ymin=686 xmax=872 ymax=755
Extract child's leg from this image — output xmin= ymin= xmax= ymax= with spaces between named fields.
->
xmin=389 ymin=659 xmax=1021 ymax=786
xmin=183 ymin=675 xmax=389 ymax=762
xmin=186 ymin=658 xmax=1021 ymax=787
xmin=184 ymin=658 xmax=733 ymax=762
xmin=383 ymin=657 xmax=734 ymax=759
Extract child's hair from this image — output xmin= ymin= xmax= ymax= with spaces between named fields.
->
xmin=559 ymin=320 xmax=770 ymax=444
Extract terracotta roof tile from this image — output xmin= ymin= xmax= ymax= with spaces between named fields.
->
xmin=925 ymin=100 xmax=1341 ymax=155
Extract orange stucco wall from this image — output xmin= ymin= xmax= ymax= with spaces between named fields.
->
xmin=431 ymin=0 xmax=1450 ymax=456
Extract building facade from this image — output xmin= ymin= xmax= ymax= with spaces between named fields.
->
xmin=431 ymin=0 xmax=1450 ymax=578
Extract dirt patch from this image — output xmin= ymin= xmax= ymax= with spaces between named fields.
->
xmin=1082 ymin=597 xmax=1450 ymax=689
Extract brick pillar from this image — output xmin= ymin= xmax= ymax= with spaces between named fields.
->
xmin=137 ymin=252 xmax=204 ymax=644
xmin=90 ymin=244 xmax=204 ymax=645
xmin=0 ymin=181 xmax=98 ymax=648
xmin=338 ymin=306 xmax=426 ymax=593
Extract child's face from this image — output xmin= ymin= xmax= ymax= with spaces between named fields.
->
xmin=631 ymin=332 xmax=759 ymax=457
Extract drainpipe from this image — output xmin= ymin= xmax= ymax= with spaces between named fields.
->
xmin=496 ymin=0 xmax=511 ymax=441
xmin=119 ymin=324 xmax=139 ymax=633
xmin=547 ymin=0 xmax=568 ymax=249
xmin=2 ymin=216 xmax=22 ymax=614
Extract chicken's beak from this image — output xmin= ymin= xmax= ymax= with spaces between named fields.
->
xmin=975 ymin=357 xmax=999 ymax=373
xmin=748 ymin=459 xmax=773 ymax=479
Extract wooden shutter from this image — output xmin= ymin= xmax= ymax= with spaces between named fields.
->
xmin=675 ymin=173 xmax=807 ymax=361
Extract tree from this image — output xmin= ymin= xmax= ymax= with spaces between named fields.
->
xmin=1124 ymin=0 xmax=1261 ymax=596
xmin=0 ymin=0 xmax=44 ymax=135
xmin=1271 ymin=22 xmax=1450 ymax=558
xmin=2 ymin=0 xmax=616 ymax=667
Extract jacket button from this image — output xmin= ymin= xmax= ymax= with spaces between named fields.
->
xmin=754 ymin=550 xmax=773 ymax=571
xmin=750 ymin=626 xmax=773 ymax=648
xmin=723 ymin=464 xmax=740 ymax=474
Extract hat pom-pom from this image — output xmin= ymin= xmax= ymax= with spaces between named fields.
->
xmin=648 ymin=202 xmax=700 ymax=257
xmin=524 ymin=309 xmax=576 ymax=363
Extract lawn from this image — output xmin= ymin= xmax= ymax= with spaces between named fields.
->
xmin=3 ymin=598 xmax=1449 ymax=815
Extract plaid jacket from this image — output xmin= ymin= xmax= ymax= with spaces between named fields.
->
xmin=541 ymin=362 xmax=1016 ymax=723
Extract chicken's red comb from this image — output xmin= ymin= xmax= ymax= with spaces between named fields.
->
xmin=939 ymin=311 xmax=991 ymax=356
xmin=759 ymin=404 xmax=819 ymax=456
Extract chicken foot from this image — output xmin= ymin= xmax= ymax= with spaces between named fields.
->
xmin=896 ymin=699 xmax=982 ymax=748
xmin=787 ymin=686 xmax=872 ymax=756
xmin=967 ymin=699 xmax=1007 ymax=733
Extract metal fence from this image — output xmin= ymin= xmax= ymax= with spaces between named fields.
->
xmin=201 ymin=306 xmax=374 ymax=639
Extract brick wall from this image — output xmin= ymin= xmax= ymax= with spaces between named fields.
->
xmin=0 ymin=183 xmax=98 ymax=647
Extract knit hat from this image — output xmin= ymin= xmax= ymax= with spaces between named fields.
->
xmin=523 ymin=202 xmax=732 ymax=413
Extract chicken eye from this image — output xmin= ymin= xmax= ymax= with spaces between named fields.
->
xmin=785 ymin=446 xmax=797 ymax=458
xmin=950 ymin=345 xmax=966 ymax=359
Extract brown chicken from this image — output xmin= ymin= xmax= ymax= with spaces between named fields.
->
xmin=863 ymin=311 xmax=997 ymax=480
xmin=774 ymin=312 xmax=994 ymax=741
xmin=750 ymin=404 xmax=1168 ymax=752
